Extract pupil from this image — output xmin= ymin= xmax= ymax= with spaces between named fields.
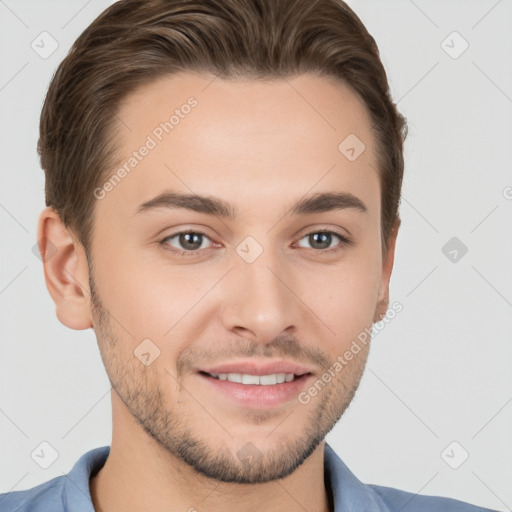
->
xmin=181 ymin=232 xmax=202 ymax=250
xmin=311 ymin=232 xmax=330 ymax=249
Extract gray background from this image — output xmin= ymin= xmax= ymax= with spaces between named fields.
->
xmin=1 ymin=0 xmax=511 ymax=509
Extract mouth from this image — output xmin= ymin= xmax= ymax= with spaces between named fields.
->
xmin=198 ymin=370 xmax=311 ymax=385
xmin=196 ymin=370 xmax=314 ymax=409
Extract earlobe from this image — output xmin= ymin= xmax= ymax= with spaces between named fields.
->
xmin=374 ymin=218 xmax=400 ymax=323
xmin=36 ymin=207 xmax=93 ymax=330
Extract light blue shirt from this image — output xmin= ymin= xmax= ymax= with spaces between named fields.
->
xmin=0 ymin=443 xmax=499 ymax=511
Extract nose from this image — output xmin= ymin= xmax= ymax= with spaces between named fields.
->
xmin=219 ymin=243 xmax=300 ymax=344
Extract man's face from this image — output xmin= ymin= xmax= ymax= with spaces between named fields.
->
xmin=88 ymin=72 xmax=393 ymax=483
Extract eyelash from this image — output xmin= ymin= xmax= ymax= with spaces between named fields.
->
xmin=159 ymin=228 xmax=353 ymax=258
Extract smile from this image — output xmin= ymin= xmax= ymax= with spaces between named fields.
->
xmin=204 ymin=372 xmax=297 ymax=385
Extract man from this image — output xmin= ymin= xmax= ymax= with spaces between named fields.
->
xmin=0 ymin=0 xmax=500 ymax=511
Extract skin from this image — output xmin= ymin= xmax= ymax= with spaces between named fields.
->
xmin=38 ymin=72 xmax=398 ymax=512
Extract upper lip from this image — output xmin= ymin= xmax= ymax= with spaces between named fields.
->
xmin=198 ymin=360 xmax=314 ymax=376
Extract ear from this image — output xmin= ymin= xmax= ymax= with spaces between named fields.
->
xmin=36 ymin=207 xmax=93 ymax=330
xmin=374 ymin=217 xmax=400 ymax=322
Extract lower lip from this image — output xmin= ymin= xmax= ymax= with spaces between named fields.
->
xmin=197 ymin=372 xmax=314 ymax=408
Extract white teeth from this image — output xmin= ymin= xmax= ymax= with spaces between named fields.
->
xmin=260 ymin=374 xmax=277 ymax=385
xmin=208 ymin=372 xmax=297 ymax=385
xmin=241 ymin=374 xmax=260 ymax=385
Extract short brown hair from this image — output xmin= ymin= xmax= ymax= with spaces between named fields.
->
xmin=39 ymin=0 xmax=407 ymax=259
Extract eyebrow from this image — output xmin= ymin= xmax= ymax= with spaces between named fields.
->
xmin=135 ymin=191 xmax=368 ymax=219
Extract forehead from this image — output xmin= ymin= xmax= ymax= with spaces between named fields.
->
xmin=100 ymin=71 xmax=380 ymax=221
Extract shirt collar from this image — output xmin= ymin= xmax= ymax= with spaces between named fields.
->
xmin=63 ymin=445 xmax=110 ymax=512
xmin=324 ymin=442 xmax=392 ymax=512
xmin=63 ymin=443 xmax=391 ymax=512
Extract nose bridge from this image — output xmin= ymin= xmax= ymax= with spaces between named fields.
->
xmin=223 ymin=236 xmax=298 ymax=339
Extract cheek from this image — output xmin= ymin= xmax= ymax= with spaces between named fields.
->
xmin=302 ymin=242 xmax=382 ymax=351
xmin=93 ymin=244 xmax=210 ymax=343
xmin=304 ymin=263 xmax=380 ymax=342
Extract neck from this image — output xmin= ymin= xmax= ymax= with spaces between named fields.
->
xmin=90 ymin=399 xmax=333 ymax=512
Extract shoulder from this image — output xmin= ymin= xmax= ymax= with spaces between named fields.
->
xmin=0 ymin=475 xmax=67 ymax=512
xmin=323 ymin=442 xmax=499 ymax=512
xmin=0 ymin=446 xmax=109 ymax=512
xmin=369 ymin=483 xmax=500 ymax=512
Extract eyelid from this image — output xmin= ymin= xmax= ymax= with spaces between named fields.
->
xmin=293 ymin=229 xmax=353 ymax=252
xmin=295 ymin=224 xmax=352 ymax=242
xmin=159 ymin=229 xmax=217 ymax=256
